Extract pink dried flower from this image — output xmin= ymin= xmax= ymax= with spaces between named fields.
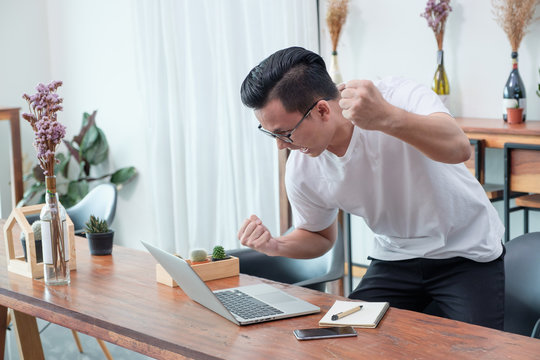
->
xmin=22 ymin=81 xmax=66 ymax=176
xmin=421 ymin=0 xmax=452 ymax=50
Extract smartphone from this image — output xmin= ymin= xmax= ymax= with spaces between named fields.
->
xmin=293 ymin=326 xmax=357 ymax=341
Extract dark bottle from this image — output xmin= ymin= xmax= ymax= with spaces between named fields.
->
xmin=502 ymin=51 xmax=526 ymax=122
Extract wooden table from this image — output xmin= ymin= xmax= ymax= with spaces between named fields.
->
xmin=457 ymin=117 xmax=540 ymax=148
xmin=1 ymin=220 xmax=539 ymax=359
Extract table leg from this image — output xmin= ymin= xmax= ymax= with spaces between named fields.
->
xmin=97 ymin=339 xmax=114 ymax=360
xmin=12 ymin=309 xmax=44 ymax=360
xmin=0 ymin=306 xmax=7 ymax=360
xmin=71 ymin=330 xmax=84 ymax=352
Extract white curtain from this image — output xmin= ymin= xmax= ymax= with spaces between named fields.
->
xmin=133 ymin=0 xmax=318 ymax=255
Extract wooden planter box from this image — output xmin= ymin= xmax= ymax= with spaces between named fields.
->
xmin=156 ymin=256 xmax=239 ymax=287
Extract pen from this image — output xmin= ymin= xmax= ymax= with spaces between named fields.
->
xmin=331 ymin=305 xmax=363 ymax=321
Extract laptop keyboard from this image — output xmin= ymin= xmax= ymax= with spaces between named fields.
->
xmin=215 ymin=289 xmax=284 ymax=320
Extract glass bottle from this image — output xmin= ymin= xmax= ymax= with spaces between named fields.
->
xmin=40 ymin=176 xmax=70 ymax=285
xmin=432 ymin=50 xmax=449 ymax=105
xmin=329 ymin=51 xmax=343 ymax=84
xmin=503 ymin=51 xmax=526 ymax=122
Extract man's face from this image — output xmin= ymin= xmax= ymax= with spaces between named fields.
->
xmin=255 ymin=98 xmax=331 ymax=157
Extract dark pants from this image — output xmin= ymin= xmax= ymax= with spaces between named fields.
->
xmin=349 ymin=248 xmax=505 ymax=330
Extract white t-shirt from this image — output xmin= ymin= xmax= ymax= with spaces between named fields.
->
xmin=286 ymin=77 xmax=504 ymax=262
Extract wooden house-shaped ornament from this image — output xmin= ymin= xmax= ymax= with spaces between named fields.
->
xmin=3 ymin=204 xmax=77 ymax=279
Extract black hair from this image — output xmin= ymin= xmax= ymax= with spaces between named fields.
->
xmin=240 ymin=47 xmax=339 ymax=113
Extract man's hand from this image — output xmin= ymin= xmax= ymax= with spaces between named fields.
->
xmin=237 ymin=215 xmax=279 ymax=256
xmin=338 ymin=80 xmax=395 ymax=131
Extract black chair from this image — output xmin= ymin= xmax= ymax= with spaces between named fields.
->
xmin=504 ymin=232 xmax=540 ymax=338
xmin=503 ymin=143 xmax=540 ymax=243
xmin=227 ymin=225 xmax=345 ymax=293
xmin=466 ymin=139 xmax=522 ymax=202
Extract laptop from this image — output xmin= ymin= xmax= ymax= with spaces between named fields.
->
xmin=141 ymin=241 xmax=320 ymax=325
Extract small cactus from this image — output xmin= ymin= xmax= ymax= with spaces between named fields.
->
xmin=31 ymin=221 xmax=42 ymax=240
xmin=190 ymin=248 xmax=208 ymax=262
xmin=212 ymin=245 xmax=227 ymax=260
xmin=20 ymin=220 xmax=42 ymax=241
xmin=84 ymin=215 xmax=110 ymax=234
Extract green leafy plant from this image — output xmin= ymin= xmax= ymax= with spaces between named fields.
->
xmin=85 ymin=215 xmax=110 ymax=234
xmin=212 ymin=245 xmax=227 ymax=260
xmin=19 ymin=110 xmax=136 ymax=208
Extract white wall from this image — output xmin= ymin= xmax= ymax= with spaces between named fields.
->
xmin=320 ymin=0 xmax=540 ymax=119
xmin=0 ymin=0 xmax=51 ymax=217
xmin=45 ymin=0 xmax=153 ymax=248
xmin=318 ymin=0 xmax=540 ymax=264
xmin=1 ymin=0 xmax=539 ymax=253
xmin=0 ymin=0 xmax=154 ymax=247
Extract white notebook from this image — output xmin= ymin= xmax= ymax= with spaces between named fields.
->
xmin=319 ymin=300 xmax=389 ymax=328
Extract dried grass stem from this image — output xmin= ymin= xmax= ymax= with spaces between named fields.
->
xmin=492 ymin=0 xmax=539 ymax=52
xmin=326 ymin=0 xmax=349 ymax=52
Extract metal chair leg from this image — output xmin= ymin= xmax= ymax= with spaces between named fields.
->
xmin=524 ymin=208 xmax=529 ymax=233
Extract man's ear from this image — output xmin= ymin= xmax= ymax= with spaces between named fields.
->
xmin=316 ymin=100 xmax=331 ymax=122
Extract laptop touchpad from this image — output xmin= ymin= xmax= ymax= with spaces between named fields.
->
xmin=258 ymin=291 xmax=297 ymax=304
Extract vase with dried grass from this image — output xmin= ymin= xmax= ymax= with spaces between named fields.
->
xmin=326 ymin=0 xmax=349 ymax=84
xmin=493 ymin=0 xmax=539 ymax=122
xmin=421 ymin=0 xmax=452 ymax=105
xmin=22 ymin=81 xmax=70 ymax=285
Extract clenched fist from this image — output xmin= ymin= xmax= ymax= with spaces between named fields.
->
xmin=338 ymin=80 xmax=396 ymax=131
xmin=237 ymin=215 xmax=279 ymax=256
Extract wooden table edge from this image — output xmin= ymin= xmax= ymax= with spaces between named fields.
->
xmin=0 ymin=289 xmax=220 ymax=360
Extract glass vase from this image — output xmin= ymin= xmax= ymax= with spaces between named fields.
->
xmin=329 ymin=51 xmax=343 ymax=84
xmin=432 ymin=50 xmax=449 ymax=106
xmin=40 ymin=176 xmax=70 ymax=285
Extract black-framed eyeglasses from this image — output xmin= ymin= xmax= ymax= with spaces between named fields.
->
xmin=257 ymin=98 xmax=330 ymax=144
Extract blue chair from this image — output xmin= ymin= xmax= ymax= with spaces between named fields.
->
xmin=24 ymin=183 xmax=117 ymax=233
xmin=227 ymin=225 xmax=345 ymax=293
xmin=504 ymin=232 xmax=540 ymax=338
xmin=66 ymin=183 xmax=117 ymax=234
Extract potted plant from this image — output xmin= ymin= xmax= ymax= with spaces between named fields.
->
xmin=189 ymin=248 xmax=209 ymax=264
xmin=507 ymin=101 xmax=524 ymax=124
xmin=211 ymin=246 xmax=230 ymax=261
xmin=85 ymin=215 xmax=114 ymax=255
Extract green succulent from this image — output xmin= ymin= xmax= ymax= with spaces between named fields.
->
xmin=84 ymin=215 xmax=110 ymax=234
xmin=212 ymin=245 xmax=227 ymax=260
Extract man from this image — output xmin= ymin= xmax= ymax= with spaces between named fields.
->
xmin=237 ymin=46 xmax=505 ymax=329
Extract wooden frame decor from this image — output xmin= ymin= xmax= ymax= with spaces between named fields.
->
xmin=3 ymin=204 xmax=76 ymax=279
xmin=0 ymin=107 xmax=23 ymax=207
